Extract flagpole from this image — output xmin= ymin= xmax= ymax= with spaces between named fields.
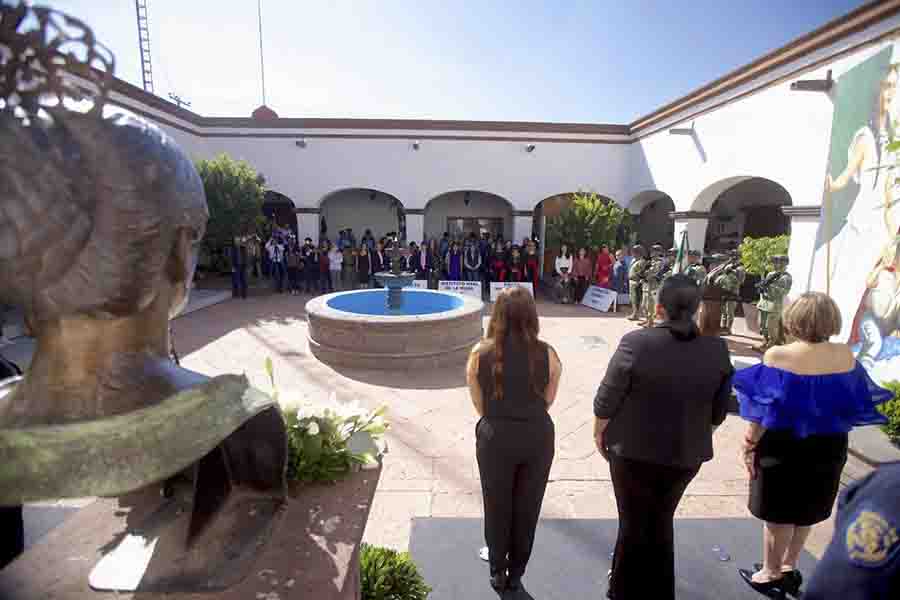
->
xmin=257 ymin=0 xmax=266 ymax=107
xmin=825 ymin=189 xmax=831 ymax=296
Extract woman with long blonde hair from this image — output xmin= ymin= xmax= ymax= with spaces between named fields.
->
xmin=466 ymin=287 xmax=562 ymax=595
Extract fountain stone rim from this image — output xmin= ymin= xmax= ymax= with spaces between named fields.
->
xmin=306 ymin=288 xmax=484 ymax=324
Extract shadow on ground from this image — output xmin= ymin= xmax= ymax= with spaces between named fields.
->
xmin=410 ymin=517 xmax=817 ymax=600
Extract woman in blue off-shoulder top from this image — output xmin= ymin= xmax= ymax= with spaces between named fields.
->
xmin=733 ymin=292 xmax=892 ymax=599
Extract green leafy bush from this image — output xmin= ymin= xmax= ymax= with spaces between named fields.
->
xmin=738 ymin=235 xmax=790 ymax=277
xmin=195 ymin=154 xmax=266 ymax=255
xmin=879 ymin=380 xmax=900 ymax=445
xmin=545 ymin=191 xmax=629 ymax=251
xmin=360 ymin=544 xmax=431 ymax=600
xmin=265 ymin=358 xmax=389 ymax=483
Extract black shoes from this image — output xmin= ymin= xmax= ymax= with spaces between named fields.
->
xmin=754 ymin=563 xmax=803 ymax=596
xmin=739 ymin=568 xmax=786 ymax=599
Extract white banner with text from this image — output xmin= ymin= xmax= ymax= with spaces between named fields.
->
xmin=489 ymin=282 xmax=535 ymax=302
xmin=438 ymin=280 xmax=483 ymax=298
xmin=582 ymin=286 xmax=617 ymax=312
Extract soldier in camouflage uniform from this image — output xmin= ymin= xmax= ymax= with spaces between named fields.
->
xmin=627 ymin=245 xmax=648 ymax=321
xmin=639 ymin=244 xmax=666 ymax=327
xmin=755 ymin=255 xmax=792 ymax=352
xmin=710 ymin=253 xmax=745 ymax=335
xmin=684 ymin=249 xmax=707 ymax=289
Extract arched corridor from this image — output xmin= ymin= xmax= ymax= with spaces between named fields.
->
xmin=424 ymin=191 xmax=513 ymax=242
xmin=628 ymin=191 xmax=675 ymax=247
xmin=319 ymin=188 xmax=405 ymax=243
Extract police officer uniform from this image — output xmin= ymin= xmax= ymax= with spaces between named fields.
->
xmin=804 ymin=462 xmax=900 ymax=599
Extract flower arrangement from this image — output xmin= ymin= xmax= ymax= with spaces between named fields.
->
xmin=265 ymin=358 xmax=389 ymax=483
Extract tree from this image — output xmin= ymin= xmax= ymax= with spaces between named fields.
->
xmin=195 ymin=154 xmax=266 ymax=253
xmin=545 ymin=191 xmax=629 ymax=251
xmin=738 ymin=235 xmax=790 ymax=277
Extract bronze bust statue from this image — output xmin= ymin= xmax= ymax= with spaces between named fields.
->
xmin=0 ymin=4 xmax=287 ymax=589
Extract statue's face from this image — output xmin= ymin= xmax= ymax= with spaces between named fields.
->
xmin=167 ymin=231 xmax=202 ymax=320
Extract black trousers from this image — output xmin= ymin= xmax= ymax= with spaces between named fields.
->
xmin=0 ymin=505 xmax=24 ymax=569
xmin=609 ymin=455 xmax=699 ymax=600
xmin=476 ymin=416 xmax=554 ymax=579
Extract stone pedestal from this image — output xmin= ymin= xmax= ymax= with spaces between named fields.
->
xmin=0 ymin=468 xmax=381 ymax=600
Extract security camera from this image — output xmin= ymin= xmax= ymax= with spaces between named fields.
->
xmin=412 ymin=141 xmax=420 ymax=150
xmin=525 ymin=144 xmax=536 ymax=153
xmin=295 ymin=139 xmax=307 ymax=148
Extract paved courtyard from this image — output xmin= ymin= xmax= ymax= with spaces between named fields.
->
xmin=170 ymin=287 xmax=843 ymax=559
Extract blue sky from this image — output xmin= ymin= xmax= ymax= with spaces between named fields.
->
xmin=47 ymin=0 xmax=867 ymax=123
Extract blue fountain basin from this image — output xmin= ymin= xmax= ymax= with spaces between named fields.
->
xmin=325 ymin=289 xmax=464 ymax=316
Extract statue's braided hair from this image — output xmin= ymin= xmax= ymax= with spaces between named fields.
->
xmin=0 ymin=3 xmax=207 ymax=325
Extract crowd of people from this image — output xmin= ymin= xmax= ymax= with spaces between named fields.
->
xmin=229 ymin=225 xmax=644 ymax=304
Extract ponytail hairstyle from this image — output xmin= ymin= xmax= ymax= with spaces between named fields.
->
xmin=480 ymin=287 xmax=544 ymax=400
xmin=657 ymin=274 xmax=701 ymax=340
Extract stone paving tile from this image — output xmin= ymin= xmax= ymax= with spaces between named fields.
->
xmin=362 ymin=491 xmax=432 ymax=551
xmin=171 ymin=291 xmax=841 ymax=558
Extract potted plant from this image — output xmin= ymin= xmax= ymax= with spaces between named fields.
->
xmin=737 ymin=235 xmax=790 ymax=333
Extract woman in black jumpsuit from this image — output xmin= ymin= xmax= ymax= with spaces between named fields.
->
xmin=467 ymin=286 xmax=562 ymax=595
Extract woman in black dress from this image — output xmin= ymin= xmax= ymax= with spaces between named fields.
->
xmin=734 ymin=292 xmax=892 ymax=598
xmin=466 ymin=287 xmax=563 ymax=595
xmin=356 ymin=245 xmax=371 ymax=289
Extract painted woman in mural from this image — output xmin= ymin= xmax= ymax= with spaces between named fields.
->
xmin=849 ymin=184 xmax=900 ymax=377
xmin=810 ymin=44 xmax=900 ymax=384
xmin=823 ymin=61 xmax=898 ymax=287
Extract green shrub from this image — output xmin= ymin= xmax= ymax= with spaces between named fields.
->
xmin=879 ymin=380 xmax=900 ymax=445
xmin=738 ymin=235 xmax=790 ymax=277
xmin=360 ymin=544 xmax=431 ymax=600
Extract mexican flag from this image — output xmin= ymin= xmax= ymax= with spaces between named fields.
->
xmin=672 ymin=230 xmax=689 ymax=275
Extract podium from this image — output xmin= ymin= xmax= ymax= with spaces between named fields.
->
xmin=698 ymin=286 xmax=725 ymax=337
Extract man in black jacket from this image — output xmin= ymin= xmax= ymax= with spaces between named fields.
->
xmin=593 ymin=275 xmax=733 ymax=600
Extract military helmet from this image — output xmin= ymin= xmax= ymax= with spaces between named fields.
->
xmin=688 ymin=249 xmax=702 ymax=257
xmin=771 ymin=254 xmax=789 ymax=264
xmin=710 ymin=253 xmax=730 ymax=263
xmin=650 ymin=243 xmax=664 ymax=255
xmin=667 ymin=247 xmax=677 ymax=255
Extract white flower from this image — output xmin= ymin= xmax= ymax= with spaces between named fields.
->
xmin=306 ymin=421 xmax=320 ymax=436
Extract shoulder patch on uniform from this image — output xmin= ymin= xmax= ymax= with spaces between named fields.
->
xmin=845 ymin=509 xmax=900 ymax=568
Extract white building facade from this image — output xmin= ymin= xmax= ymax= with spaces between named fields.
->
xmin=102 ymin=1 xmax=900 ymax=299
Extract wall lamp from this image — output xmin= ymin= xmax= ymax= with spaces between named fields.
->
xmin=411 ymin=140 xmax=420 ymax=151
xmin=790 ymin=69 xmax=832 ymax=93
xmin=295 ymin=139 xmax=307 ymax=148
xmin=669 ymin=121 xmax=695 ymax=136
xmin=525 ymin=144 xmax=536 ymax=153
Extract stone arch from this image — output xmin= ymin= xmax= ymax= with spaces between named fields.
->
xmin=319 ymin=188 xmax=405 ymax=243
xmin=424 ymin=190 xmax=514 ymax=242
xmin=627 ymin=190 xmax=675 ymax=247
xmin=535 ymin=192 xmax=621 ymax=276
xmin=694 ymin=177 xmax=793 ymax=252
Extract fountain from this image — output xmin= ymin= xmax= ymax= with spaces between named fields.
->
xmin=306 ymin=238 xmax=484 ymax=369
xmin=374 ymin=238 xmax=417 ymax=310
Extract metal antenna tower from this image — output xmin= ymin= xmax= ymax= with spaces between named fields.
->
xmin=135 ymin=0 xmax=154 ymax=93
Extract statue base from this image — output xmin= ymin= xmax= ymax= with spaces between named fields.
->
xmin=0 ymin=467 xmax=380 ymax=599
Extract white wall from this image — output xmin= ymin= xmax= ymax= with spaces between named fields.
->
xmin=321 ymin=190 xmax=401 ymax=241
xmin=424 ymin=192 xmax=513 ymax=240
xmin=106 ymin=9 xmax=900 ymax=301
